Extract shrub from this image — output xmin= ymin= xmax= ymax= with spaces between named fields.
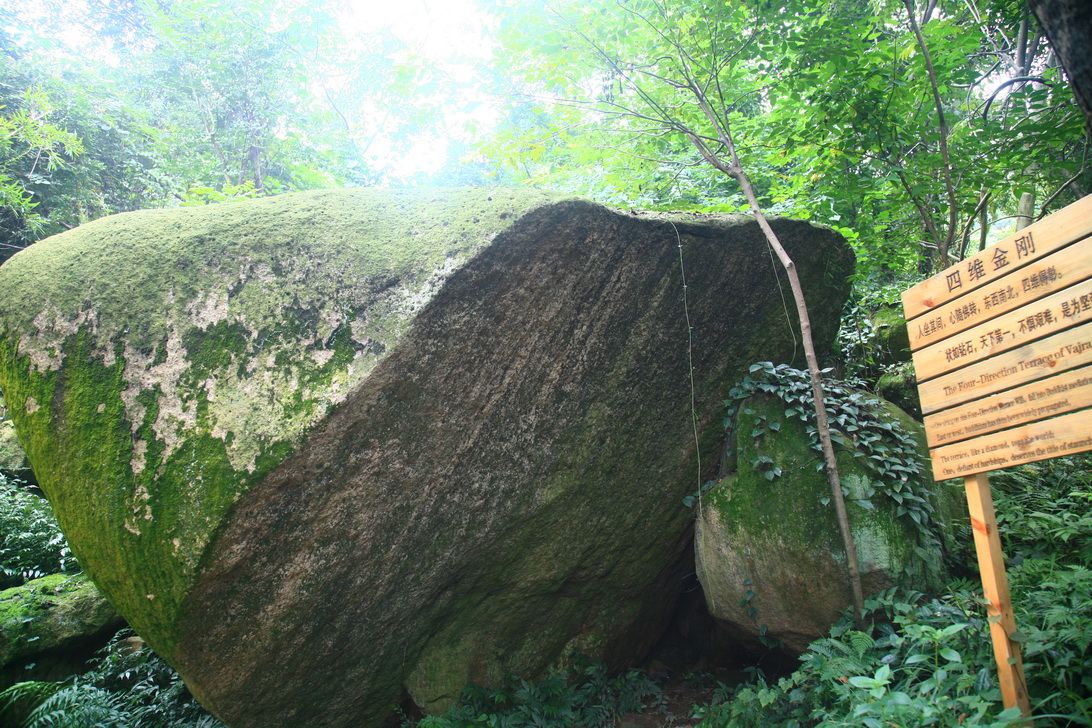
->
xmin=0 ymin=629 xmax=222 ymax=727
xmin=408 ymin=660 xmax=664 ymax=728
xmin=0 ymin=473 xmax=78 ymax=588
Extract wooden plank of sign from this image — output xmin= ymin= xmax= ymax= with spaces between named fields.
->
xmin=918 ymin=322 xmax=1092 ymax=414
xmin=912 ymin=276 xmax=1092 ymax=382
xmin=963 ymin=473 xmax=1032 ymax=716
xmin=908 ymin=234 xmax=1092 ymax=352
xmin=923 ymin=364 xmax=1092 ymax=448
xmin=903 ymin=194 xmax=1092 ymax=320
xmin=929 ymin=406 xmax=1092 ymax=480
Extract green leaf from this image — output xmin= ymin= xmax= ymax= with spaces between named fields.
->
xmin=939 ymin=648 xmax=961 ymax=663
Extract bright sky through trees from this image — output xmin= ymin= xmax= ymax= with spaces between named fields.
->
xmin=329 ymin=0 xmax=498 ymax=178
xmin=0 ymin=0 xmax=1087 ymax=279
xmin=0 ymin=0 xmax=499 ymax=180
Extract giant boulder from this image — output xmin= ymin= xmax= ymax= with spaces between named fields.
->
xmin=0 ymin=189 xmax=853 ymax=726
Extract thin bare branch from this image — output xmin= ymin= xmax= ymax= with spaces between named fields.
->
xmin=1038 ymin=138 xmax=1089 ymax=217
xmin=904 ymin=0 xmax=959 ymax=267
xmin=981 ymin=76 xmax=1050 ymax=119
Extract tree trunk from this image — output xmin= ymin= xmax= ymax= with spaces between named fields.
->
xmin=1028 ymin=0 xmax=1092 ymax=132
xmin=1016 ymin=191 xmax=1035 ymax=230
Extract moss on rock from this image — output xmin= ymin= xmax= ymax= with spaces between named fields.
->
xmin=695 ymin=391 xmax=952 ymax=652
xmin=0 ymin=189 xmax=560 ymax=658
xmin=871 ymin=305 xmax=912 ymax=367
xmin=877 ymin=362 xmax=922 ymax=419
xmin=0 ymin=573 xmax=122 ymax=671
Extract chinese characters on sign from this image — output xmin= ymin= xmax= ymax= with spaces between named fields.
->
xmin=901 ymin=193 xmax=1092 ymax=478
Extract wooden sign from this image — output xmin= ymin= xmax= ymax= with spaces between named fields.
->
xmin=916 ymin=323 xmax=1092 ymax=414
xmin=904 ymin=194 xmax=1092 ymax=473
xmin=908 ymin=234 xmax=1092 ymax=351
xmin=911 ymin=277 xmax=1092 ymax=381
xmin=929 ymin=406 xmax=1092 ymax=480
xmin=903 ymin=193 xmax=1092 ymax=320
xmin=901 ymin=194 xmax=1092 ymax=721
xmin=923 ymin=364 xmax=1092 ymax=448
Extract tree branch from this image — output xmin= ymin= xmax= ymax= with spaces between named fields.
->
xmin=904 ymin=0 xmax=959 ymax=269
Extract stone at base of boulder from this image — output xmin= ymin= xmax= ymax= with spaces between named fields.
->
xmin=695 ymin=482 xmax=903 ymax=654
xmin=0 ymin=573 xmax=124 ymax=687
xmin=696 ymin=392 xmax=950 ymax=654
xmin=0 ymin=416 xmax=30 ymax=478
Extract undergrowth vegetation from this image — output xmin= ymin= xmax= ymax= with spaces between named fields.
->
xmin=695 ymin=454 xmax=1091 ymax=727
xmin=0 ymin=473 xmax=78 ymax=588
xmin=407 ymin=661 xmax=664 ymax=728
xmin=0 ymin=629 xmax=223 ymax=728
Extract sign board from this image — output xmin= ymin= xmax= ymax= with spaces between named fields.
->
xmin=903 ymin=194 xmax=1092 ymax=320
xmin=901 ymin=193 xmax=1092 ymax=720
xmin=902 ymin=194 xmax=1092 ymax=479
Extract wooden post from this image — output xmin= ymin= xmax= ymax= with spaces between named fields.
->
xmin=963 ymin=201 xmax=1033 ymax=721
xmin=963 ymin=473 xmax=1032 ymax=718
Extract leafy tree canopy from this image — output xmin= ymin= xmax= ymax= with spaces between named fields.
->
xmin=0 ymin=0 xmax=1088 ymax=279
xmin=488 ymin=0 xmax=1088 ymax=278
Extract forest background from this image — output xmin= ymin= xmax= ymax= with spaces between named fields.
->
xmin=1 ymin=0 xmax=1087 ymax=281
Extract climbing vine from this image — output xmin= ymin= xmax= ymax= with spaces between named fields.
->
xmin=723 ymin=362 xmax=947 ymax=582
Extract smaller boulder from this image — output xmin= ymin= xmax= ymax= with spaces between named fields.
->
xmin=696 ymin=380 xmax=956 ymax=653
xmin=870 ymin=306 xmax=911 ymax=367
xmin=1 ymin=574 xmax=123 ymax=685
xmin=0 ymin=394 xmax=29 ymax=478
xmin=876 ymin=362 xmax=922 ymax=420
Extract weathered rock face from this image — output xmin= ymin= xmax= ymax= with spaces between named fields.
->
xmin=0 ymin=189 xmax=853 ymax=726
xmin=870 ymin=305 xmax=911 ymax=368
xmin=696 ymin=391 xmax=954 ymax=653
xmin=877 ymin=364 xmax=922 ymax=419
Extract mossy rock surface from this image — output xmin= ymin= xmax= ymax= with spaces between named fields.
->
xmin=0 ymin=393 xmax=29 ymax=476
xmin=871 ymin=305 xmax=912 ymax=367
xmin=0 ymin=573 xmax=122 ymax=672
xmin=0 ymin=189 xmax=853 ymax=727
xmin=877 ymin=362 xmax=922 ymax=419
xmin=695 ymin=392 xmax=953 ymax=653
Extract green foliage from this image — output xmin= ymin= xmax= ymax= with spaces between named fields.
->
xmin=0 ymin=473 xmax=78 ymax=588
xmin=492 ymin=0 xmax=1089 ymax=276
xmin=721 ymin=362 xmax=943 ymax=581
xmin=835 ymin=276 xmax=919 ymax=382
xmin=179 ymin=181 xmax=261 ymax=206
xmin=0 ymin=629 xmax=222 ymax=728
xmin=407 ymin=661 xmax=663 ymax=728
xmin=0 ymin=81 xmax=85 ymax=259
xmin=20 ymin=685 xmax=131 ymax=728
xmin=695 ymin=455 xmax=1092 ymax=726
xmin=694 ymin=587 xmax=1024 ymax=727
xmin=990 ymin=455 xmax=1092 ymax=565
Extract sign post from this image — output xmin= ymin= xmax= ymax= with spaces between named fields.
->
xmin=901 ymin=194 xmax=1092 ymax=719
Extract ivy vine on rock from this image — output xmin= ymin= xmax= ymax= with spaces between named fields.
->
xmin=720 ymin=362 xmax=946 ymax=582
